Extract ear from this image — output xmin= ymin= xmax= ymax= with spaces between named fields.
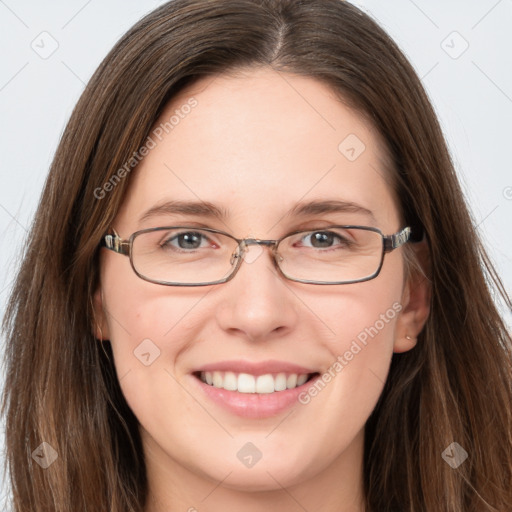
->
xmin=393 ymin=239 xmax=431 ymax=353
xmin=92 ymin=286 xmax=110 ymax=341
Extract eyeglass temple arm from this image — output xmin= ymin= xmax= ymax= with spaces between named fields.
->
xmin=101 ymin=231 xmax=130 ymax=256
xmin=383 ymin=226 xmax=412 ymax=253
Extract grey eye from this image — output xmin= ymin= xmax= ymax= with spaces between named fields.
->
xmin=164 ymin=232 xmax=208 ymax=250
xmin=302 ymin=231 xmax=342 ymax=248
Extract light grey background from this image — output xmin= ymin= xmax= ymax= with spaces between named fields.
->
xmin=0 ymin=0 xmax=511 ymax=506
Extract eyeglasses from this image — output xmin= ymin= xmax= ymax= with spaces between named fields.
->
xmin=101 ymin=225 xmax=411 ymax=286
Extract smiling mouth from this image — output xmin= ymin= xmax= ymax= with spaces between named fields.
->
xmin=193 ymin=371 xmax=319 ymax=394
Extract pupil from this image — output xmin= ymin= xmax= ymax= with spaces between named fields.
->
xmin=178 ymin=233 xmax=201 ymax=249
xmin=312 ymin=232 xmax=334 ymax=248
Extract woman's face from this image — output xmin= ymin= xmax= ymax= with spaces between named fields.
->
xmin=95 ymin=68 xmax=423 ymax=497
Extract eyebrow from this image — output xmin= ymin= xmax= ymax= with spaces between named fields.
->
xmin=138 ymin=200 xmax=228 ymax=224
xmin=289 ymin=199 xmax=376 ymax=223
xmin=138 ymin=199 xmax=376 ymax=224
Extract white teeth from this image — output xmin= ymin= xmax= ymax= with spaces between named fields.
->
xmin=223 ymin=371 xmax=237 ymax=391
xmin=296 ymin=374 xmax=308 ymax=386
xmin=199 ymin=371 xmax=312 ymax=393
xmin=286 ymin=373 xmax=297 ymax=389
xmin=212 ymin=371 xmax=223 ymax=388
xmin=238 ymin=373 xmax=256 ymax=393
xmin=255 ymin=374 xmax=274 ymax=394
xmin=274 ymin=373 xmax=287 ymax=391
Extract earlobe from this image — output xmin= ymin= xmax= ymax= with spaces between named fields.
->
xmin=393 ymin=333 xmax=418 ymax=353
xmin=393 ymin=240 xmax=431 ymax=354
xmin=91 ymin=287 xmax=110 ymax=341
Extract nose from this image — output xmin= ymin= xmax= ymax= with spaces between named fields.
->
xmin=215 ymin=244 xmax=298 ymax=342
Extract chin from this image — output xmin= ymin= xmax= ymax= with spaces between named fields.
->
xmin=200 ymin=452 xmax=315 ymax=492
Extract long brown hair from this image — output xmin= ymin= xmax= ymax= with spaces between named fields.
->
xmin=2 ymin=1 xmax=511 ymax=510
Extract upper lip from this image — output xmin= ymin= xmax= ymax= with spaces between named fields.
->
xmin=194 ymin=359 xmax=318 ymax=376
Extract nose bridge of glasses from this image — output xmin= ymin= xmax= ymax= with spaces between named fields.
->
xmin=242 ymin=239 xmax=277 ymax=248
xmin=229 ymin=238 xmax=279 ymax=265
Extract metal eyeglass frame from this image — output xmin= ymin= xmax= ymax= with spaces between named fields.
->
xmin=101 ymin=225 xmax=412 ymax=286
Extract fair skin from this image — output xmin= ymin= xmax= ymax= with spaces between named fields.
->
xmin=94 ymin=67 xmax=429 ymax=512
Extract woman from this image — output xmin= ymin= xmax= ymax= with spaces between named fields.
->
xmin=2 ymin=1 xmax=511 ymax=510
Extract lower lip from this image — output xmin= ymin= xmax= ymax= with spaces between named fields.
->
xmin=191 ymin=374 xmax=320 ymax=419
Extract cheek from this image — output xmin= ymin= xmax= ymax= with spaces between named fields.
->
xmin=104 ymin=289 xmax=206 ymax=368
xmin=308 ymin=261 xmax=403 ymax=361
xmin=300 ymin=259 xmax=404 ymax=402
xmin=100 ymin=256 xmax=211 ymax=405
xmin=102 ymin=287 xmax=213 ymax=447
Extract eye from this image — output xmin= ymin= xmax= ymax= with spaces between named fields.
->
xmin=162 ymin=231 xmax=212 ymax=250
xmin=300 ymin=231 xmax=346 ymax=249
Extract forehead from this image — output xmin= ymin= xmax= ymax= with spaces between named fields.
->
xmin=116 ymin=67 xmax=399 ymax=234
